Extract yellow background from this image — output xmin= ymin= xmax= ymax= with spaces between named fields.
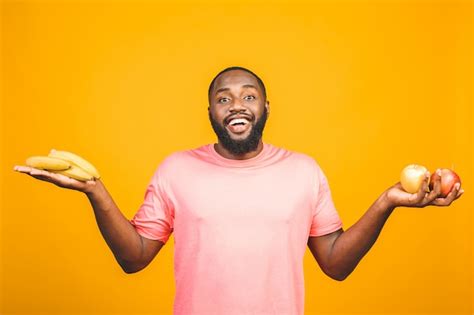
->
xmin=1 ymin=0 xmax=472 ymax=314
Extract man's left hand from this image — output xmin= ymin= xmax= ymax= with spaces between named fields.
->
xmin=384 ymin=170 xmax=464 ymax=208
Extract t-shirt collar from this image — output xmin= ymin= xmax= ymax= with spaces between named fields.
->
xmin=208 ymin=142 xmax=270 ymax=168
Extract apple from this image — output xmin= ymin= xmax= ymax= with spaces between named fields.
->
xmin=429 ymin=168 xmax=461 ymax=198
xmin=400 ymin=164 xmax=429 ymax=194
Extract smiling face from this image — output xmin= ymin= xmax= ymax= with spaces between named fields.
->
xmin=208 ymin=69 xmax=270 ymax=157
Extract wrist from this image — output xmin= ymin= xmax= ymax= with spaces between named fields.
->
xmin=83 ymin=179 xmax=104 ymax=197
xmin=379 ymin=190 xmax=397 ymax=215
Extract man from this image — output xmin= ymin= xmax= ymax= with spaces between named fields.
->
xmin=14 ymin=66 xmax=464 ymax=315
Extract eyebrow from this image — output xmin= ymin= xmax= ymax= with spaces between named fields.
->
xmin=214 ymin=84 xmax=258 ymax=95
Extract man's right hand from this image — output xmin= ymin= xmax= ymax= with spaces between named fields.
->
xmin=13 ymin=165 xmax=98 ymax=194
xmin=13 ymin=165 xmax=161 ymax=273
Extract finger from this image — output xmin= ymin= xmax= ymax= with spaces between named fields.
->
xmin=29 ymin=171 xmax=59 ymax=183
xmin=410 ymin=172 xmax=431 ymax=205
xmin=14 ymin=165 xmax=51 ymax=177
xmin=15 ymin=166 xmax=50 ymax=178
xmin=15 ymin=165 xmax=59 ymax=182
xmin=431 ymin=198 xmax=447 ymax=206
xmin=453 ymin=183 xmax=464 ymax=201
xmin=13 ymin=165 xmax=34 ymax=173
xmin=453 ymin=189 xmax=464 ymax=200
xmin=431 ymin=183 xmax=461 ymax=206
xmin=423 ymin=169 xmax=442 ymax=204
xmin=431 ymin=169 xmax=442 ymax=196
xmin=445 ymin=182 xmax=461 ymax=204
xmin=30 ymin=168 xmax=53 ymax=177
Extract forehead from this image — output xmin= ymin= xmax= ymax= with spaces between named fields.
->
xmin=212 ymin=70 xmax=261 ymax=94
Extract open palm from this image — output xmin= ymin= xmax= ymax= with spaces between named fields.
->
xmin=13 ymin=165 xmax=98 ymax=193
xmin=385 ymin=172 xmax=463 ymax=208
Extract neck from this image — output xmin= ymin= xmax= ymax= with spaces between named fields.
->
xmin=214 ymin=140 xmax=264 ymax=160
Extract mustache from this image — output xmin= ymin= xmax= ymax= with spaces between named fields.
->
xmin=209 ymin=108 xmax=268 ymax=156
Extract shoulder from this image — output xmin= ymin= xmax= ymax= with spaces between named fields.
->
xmin=273 ymin=144 xmax=321 ymax=171
xmin=152 ymin=144 xmax=211 ymax=177
xmin=271 ymin=145 xmax=330 ymax=186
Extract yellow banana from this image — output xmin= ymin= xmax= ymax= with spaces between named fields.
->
xmin=51 ymin=165 xmax=94 ymax=182
xmin=26 ymin=156 xmax=71 ymax=171
xmin=48 ymin=149 xmax=100 ymax=179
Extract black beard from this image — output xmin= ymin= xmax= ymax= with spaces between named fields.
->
xmin=209 ymin=108 xmax=268 ymax=156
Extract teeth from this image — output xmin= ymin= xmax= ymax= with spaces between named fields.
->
xmin=229 ymin=118 xmax=248 ymax=126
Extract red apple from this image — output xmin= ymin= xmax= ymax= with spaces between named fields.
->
xmin=400 ymin=164 xmax=429 ymax=194
xmin=429 ymin=169 xmax=461 ymax=198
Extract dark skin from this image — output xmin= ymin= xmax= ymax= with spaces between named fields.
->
xmin=208 ymin=69 xmax=270 ymax=160
xmin=14 ymin=70 xmax=464 ymax=278
xmin=209 ymin=70 xmax=465 ymax=281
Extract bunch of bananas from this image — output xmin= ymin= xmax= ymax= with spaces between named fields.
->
xmin=25 ymin=149 xmax=100 ymax=182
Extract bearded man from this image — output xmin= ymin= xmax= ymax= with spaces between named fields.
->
xmin=14 ymin=66 xmax=463 ymax=315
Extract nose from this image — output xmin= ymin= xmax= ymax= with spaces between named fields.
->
xmin=229 ymin=98 xmax=246 ymax=112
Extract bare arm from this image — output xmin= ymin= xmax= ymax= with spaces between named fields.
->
xmin=85 ymin=180 xmax=164 ymax=273
xmin=14 ymin=166 xmax=164 ymax=273
xmin=307 ymin=193 xmax=392 ymax=281
xmin=308 ymin=171 xmax=464 ymax=281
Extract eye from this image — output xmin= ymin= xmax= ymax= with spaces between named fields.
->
xmin=218 ymin=97 xmax=230 ymax=104
xmin=244 ymin=95 xmax=256 ymax=101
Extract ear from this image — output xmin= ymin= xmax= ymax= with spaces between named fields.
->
xmin=265 ymin=100 xmax=270 ymax=116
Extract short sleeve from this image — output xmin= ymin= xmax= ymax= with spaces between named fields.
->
xmin=309 ymin=164 xmax=343 ymax=237
xmin=130 ymin=167 xmax=174 ymax=244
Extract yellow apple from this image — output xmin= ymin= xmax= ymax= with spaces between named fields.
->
xmin=400 ymin=164 xmax=429 ymax=193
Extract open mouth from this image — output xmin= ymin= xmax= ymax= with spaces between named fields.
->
xmin=226 ymin=117 xmax=251 ymax=134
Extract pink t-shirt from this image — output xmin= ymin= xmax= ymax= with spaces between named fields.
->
xmin=130 ymin=142 xmax=343 ymax=315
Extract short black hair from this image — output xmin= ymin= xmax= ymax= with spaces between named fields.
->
xmin=208 ymin=66 xmax=267 ymax=104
